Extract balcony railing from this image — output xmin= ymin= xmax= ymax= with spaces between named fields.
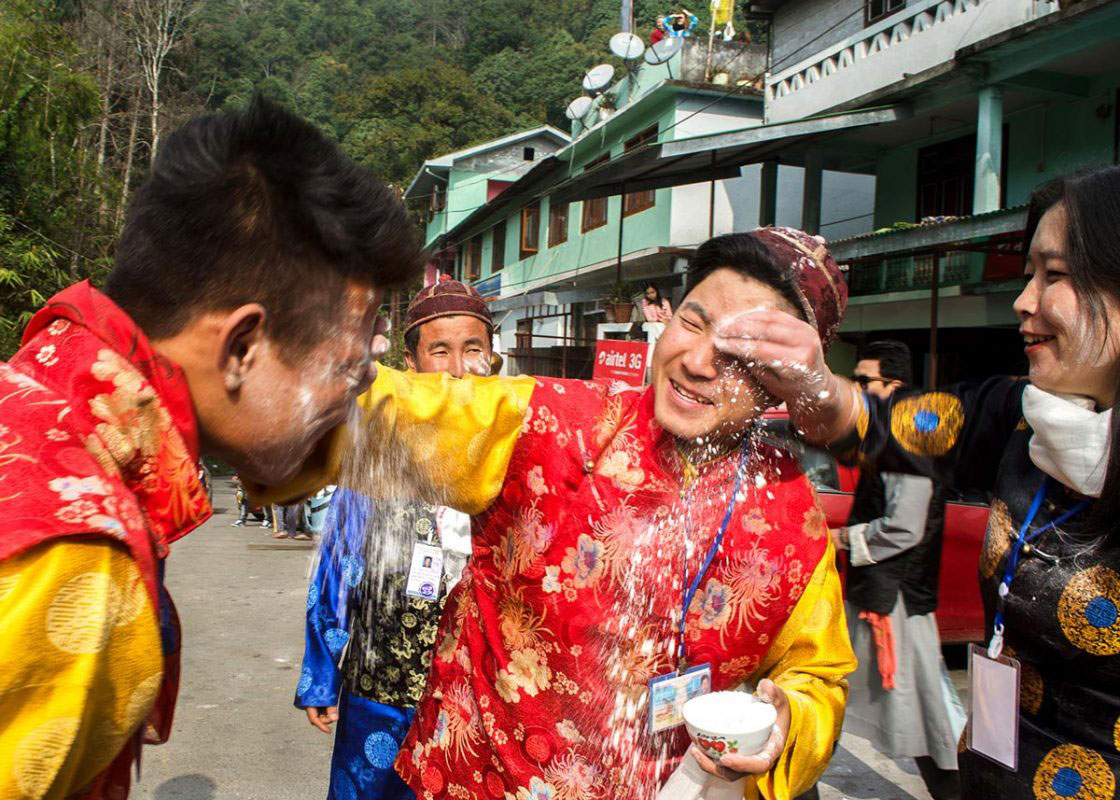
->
xmin=765 ymin=0 xmax=1055 ymax=122
xmin=847 ymin=251 xmax=986 ymax=296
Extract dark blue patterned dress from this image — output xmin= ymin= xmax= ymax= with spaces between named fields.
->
xmin=847 ymin=377 xmax=1120 ymax=799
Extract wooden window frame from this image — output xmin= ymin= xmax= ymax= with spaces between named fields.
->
xmin=580 ymin=154 xmax=610 ymax=233
xmin=491 ymin=221 xmax=506 ymax=273
xmin=864 ymin=0 xmax=905 ymax=26
xmin=581 ymin=196 xmax=608 ymax=232
xmin=623 ymin=125 xmax=658 ymax=217
xmin=520 ymin=203 xmax=540 ymax=259
xmin=548 ymin=201 xmax=569 ymax=247
xmin=464 ymin=236 xmax=482 ymax=282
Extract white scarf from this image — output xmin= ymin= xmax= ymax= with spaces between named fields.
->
xmin=1021 ymin=384 xmax=1112 ymax=498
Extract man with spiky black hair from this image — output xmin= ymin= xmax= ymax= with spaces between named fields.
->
xmin=0 ymin=96 xmax=421 ymax=798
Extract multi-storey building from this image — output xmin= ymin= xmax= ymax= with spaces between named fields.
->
xmin=406 ymin=0 xmax=1120 ymax=383
xmin=405 ymin=36 xmax=876 ymax=376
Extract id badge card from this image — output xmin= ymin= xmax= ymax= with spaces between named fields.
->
xmin=648 ymin=663 xmax=712 ymax=734
xmin=967 ymin=643 xmax=1020 ymax=771
xmin=405 ymin=542 xmax=443 ymax=600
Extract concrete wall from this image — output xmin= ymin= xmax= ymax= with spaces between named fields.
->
xmin=770 ymin=0 xmax=864 ymax=76
xmin=767 ymin=0 xmax=1054 ymax=122
xmin=455 ymin=133 xmax=563 ymax=174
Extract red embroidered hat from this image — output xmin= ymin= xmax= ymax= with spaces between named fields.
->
xmin=752 ymin=226 xmax=848 ymax=352
xmin=405 ymin=274 xmax=493 ymax=334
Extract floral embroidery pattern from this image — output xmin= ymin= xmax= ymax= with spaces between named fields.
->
xmin=398 ymin=381 xmax=827 ymax=799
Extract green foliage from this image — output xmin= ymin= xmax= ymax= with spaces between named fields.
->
xmin=0 ymin=0 xmax=766 ymax=359
xmin=0 ymin=1 xmax=115 ymax=358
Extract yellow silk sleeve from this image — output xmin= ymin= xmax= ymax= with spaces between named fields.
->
xmin=746 ymin=540 xmax=855 ymax=800
xmin=0 ymin=539 xmax=162 ymax=800
xmin=252 ymin=367 xmax=536 ymax=514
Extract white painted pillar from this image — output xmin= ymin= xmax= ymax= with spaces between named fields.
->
xmin=801 ymin=148 xmax=823 ymax=234
xmin=974 ymin=86 xmax=1003 ymax=214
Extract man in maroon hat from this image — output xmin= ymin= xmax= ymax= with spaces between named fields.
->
xmin=294 ymin=276 xmax=493 ymax=800
xmin=269 ymin=229 xmax=857 ymax=800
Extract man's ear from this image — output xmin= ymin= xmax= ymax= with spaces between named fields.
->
xmin=219 ymin=304 xmax=268 ymax=392
xmin=403 ymin=349 xmax=417 ymax=372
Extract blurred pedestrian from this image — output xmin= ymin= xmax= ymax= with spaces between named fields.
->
xmin=232 ymin=474 xmax=250 ymax=526
xmin=651 ymin=14 xmax=668 ymax=44
xmin=832 ymin=341 xmax=962 ymax=800
xmin=667 ymin=7 xmax=698 ymax=37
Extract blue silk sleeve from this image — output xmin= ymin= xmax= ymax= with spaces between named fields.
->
xmin=295 ymin=488 xmax=370 ymax=709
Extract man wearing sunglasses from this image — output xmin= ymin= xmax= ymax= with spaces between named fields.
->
xmin=829 ymin=340 xmax=963 ymax=800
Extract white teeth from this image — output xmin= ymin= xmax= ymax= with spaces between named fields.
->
xmin=672 ymin=381 xmax=710 ymax=404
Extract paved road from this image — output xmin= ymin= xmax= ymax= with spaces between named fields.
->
xmin=131 ymin=479 xmax=961 ymax=800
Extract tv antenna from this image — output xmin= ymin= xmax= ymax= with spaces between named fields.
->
xmin=565 ymin=96 xmax=594 ymax=122
xmin=609 ymin=32 xmax=645 ymax=61
xmin=643 ymin=37 xmax=683 ymax=78
xmin=582 ymin=64 xmax=616 ymax=96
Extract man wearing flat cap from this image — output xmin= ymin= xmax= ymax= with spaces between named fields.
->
xmin=294 ymin=276 xmax=493 ymax=800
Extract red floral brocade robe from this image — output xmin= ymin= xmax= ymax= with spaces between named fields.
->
xmin=0 ymin=282 xmax=210 ymax=798
xmin=301 ymin=369 xmax=854 ymax=800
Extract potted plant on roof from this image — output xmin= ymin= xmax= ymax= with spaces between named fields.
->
xmin=607 ymin=280 xmax=635 ymax=323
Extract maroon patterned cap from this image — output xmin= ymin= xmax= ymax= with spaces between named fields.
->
xmin=405 ymin=274 xmax=493 ymax=334
xmin=752 ymin=226 xmax=848 ymax=351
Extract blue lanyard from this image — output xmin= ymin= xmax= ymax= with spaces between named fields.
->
xmin=679 ymin=443 xmax=749 ymax=667
xmin=988 ymin=477 xmax=1090 ymax=657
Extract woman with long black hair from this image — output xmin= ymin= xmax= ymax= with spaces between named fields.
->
xmin=712 ymin=165 xmax=1120 ymax=796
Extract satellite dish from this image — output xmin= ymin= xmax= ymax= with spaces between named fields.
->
xmin=644 ymin=37 xmax=684 ymax=65
xmin=582 ymin=64 xmax=616 ymax=94
xmin=609 ymin=32 xmax=645 ymax=61
xmin=565 ymin=96 xmax=593 ymax=121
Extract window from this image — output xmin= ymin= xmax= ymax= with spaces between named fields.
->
xmin=623 ymin=126 xmax=658 ymax=217
xmin=865 ymin=0 xmax=905 ymax=25
xmin=523 ymin=146 xmax=536 ymax=161
xmin=548 ymin=201 xmax=569 ymax=247
xmin=491 ymin=221 xmax=506 ymax=273
xmin=581 ymin=155 xmax=610 ymax=232
xmin=581 ymin=195 xmax=608 ymax=232
xmin=916 ymin=134 xmax=975 ymax=220
xmin=520 ymin=204 xmax=540 ymax=259
xmin=464 ymin=236 xmax=482 ymax=282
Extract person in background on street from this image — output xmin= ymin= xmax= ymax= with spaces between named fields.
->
xmin=716 ymin=165 xmax=1120 ymax=798
xmin=831 ymin=340 xmax=962 ymax=800
xmin=667 ymin=7 xmax=699 ymax=37
xmin=276 ymin=502 xmax=310 ymax=540
xmin=233 ymin=474 xmax=251 ymax=527
xmin=265 ymin=228 xmax=857 ymax=800
xmin=650 ymin=14 xmax=668 ymax=44
xmin=642 ymin=283 xmax=673 ymax=323
xmin=295 ymin=276 xmax=486 ymax=800
xmin=0 ymin=95 xmax=421 ymax=799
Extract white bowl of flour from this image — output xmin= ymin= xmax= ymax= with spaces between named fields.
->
xmin=682 ymin=691 xmax=777 ymax=761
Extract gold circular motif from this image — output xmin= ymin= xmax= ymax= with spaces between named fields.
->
xmin=1032 ymin=743 xmax=1115 ymax=800
xmin=1020 ymin=661 xmax=1043 ymax=715
xmin=980 ymin=499 xmax=1013 ymax=579
xmin=13 ymin=717 xmax=81 ymax=796
xmin=47 ymin=572 xmax=121 ymax=654
xmin=1114 ymin=716 xmax=1120 ymax=752
xmin=889 ymin=392 xmax=965 ymax=457
xmin=118 ymin=672 xmax=162 ymax=733
xmin=1058 ymin=566 xmax=1120 ymax=657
